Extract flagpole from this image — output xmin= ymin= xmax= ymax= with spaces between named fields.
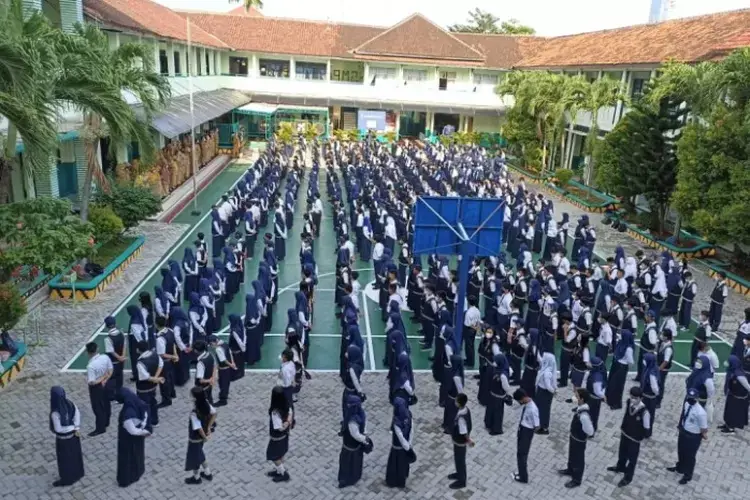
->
xmin=187 ymin=15 xmax=200 ymax=216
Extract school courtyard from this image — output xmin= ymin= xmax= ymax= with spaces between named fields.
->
xmin=1 ymin=150 xmax=749 ymax=500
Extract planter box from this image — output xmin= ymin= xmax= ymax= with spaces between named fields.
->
xmin=624 ymin=224 xmax=715 ymax=259
xmin=508 ymin=163 xmax=619 ymax=213
xmin=704 ymin=260 xmax=750 ymax=298
xmin=48 ymin=236 xmax=146 ymax=300
xmin=0 ymin=342 xmax=27 ymax=389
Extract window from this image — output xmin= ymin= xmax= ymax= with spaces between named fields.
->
xmin=473 ymin=73 xmax=498 ymax=85
xmin=196 ymin=51 xmax=202 ymax=76
xmin=439 ymin=71 xmax=456 ymax=90
xmin=159 ymin=50 xmax=169 ymax=75
xmin=173 ymin=51 xmax=181 ymax=75
xmin=229 ymin=57 xmax=249 ymax=76
xmin=371 ymin=67 xmax=396 ymax=80
xmin=259 ymin=59 xmax=290 ymax=78
xmin=631 ymin=78 xmax=646 ymax=98
xmin=295 ymin=62 xmax=327 ymax=80
xmin=584 ymin=71 xmax=599 ymax=83
xmin=403 ymin=69 xmax=427 ymax=82
xmin=205 ymin=52 xmax=210 ymax=75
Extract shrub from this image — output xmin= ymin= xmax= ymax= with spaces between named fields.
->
xmin=555 ymin=169 xmax=574 ymax=187
xmin=94 ymin=185 xmax=161 ymax=231
xmin=0 ymin=283 xmax=27 ymax=333
xmin=89 ymin=205 xmax=124 ymax=243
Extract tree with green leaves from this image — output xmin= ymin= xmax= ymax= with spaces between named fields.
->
xmin=94 ymin=184 xmax=161 ymax=232
xmin=0 ymin=197 xmax=93 ymax=282
xmin=0 ymin=282 xmax=26 ymax=336
xmin=581 ymin=76 xmax=629 ymax=185
xmin=649 ymin=48 xmax=750 ymax=248
xmin=228 ymin=0 xmax=264 ymax=10
xmin=0 ymin=0 xmax=62 ymax=202
xmin=449 ymin=8 xmax=535 ymax=35
xmin=53 ymin=25 xmax=170 ymax=221
xmin=595 ymin=97 xmax=683 ymax=232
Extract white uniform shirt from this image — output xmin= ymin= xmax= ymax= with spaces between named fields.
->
xmin=520 ymin=400 xmax=541 ymax=429
xmin=86 ymin=353 xmax=113 ymax=384
xmin=680 ymin=402 xmax=708 ymax=434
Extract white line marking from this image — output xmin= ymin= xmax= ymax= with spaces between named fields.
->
xmin=61 ymin=164 xmax=249 ymax=372
xmin=362 ymin=288 xmax=376 ymax=371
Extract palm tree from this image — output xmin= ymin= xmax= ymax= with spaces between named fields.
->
xmin=549 ymin=75 xmax=588 ymax=170
xmin=52 ymin=25 xmax=170 ymax=221
xmin=581 ymin=76 xmax=628 ymax=185
xmin=0 ymin=0 xmax=61 ymax=202
xmin=228 ymin=0 xmax=264 ymax=10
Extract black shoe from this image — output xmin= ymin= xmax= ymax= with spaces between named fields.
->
xmin=266 ymin=470 xmax=280 ymax=478
xmin=565 ymin=398 xmax=573 ymax=404
xmin=157 ymin=401 xmax=172 ymax=408
xmin=679 ymin=477 xmax=691 ymax=485
xmin=200 ymin=472 xmax=213 ymax=481
xmin=617 ymin=478 xmax=631 ymax=487
xmin=632 ymin=377 xmax=641 ymax=382
xmin=449 ymin=481 xmax=466 ymax=489
xmin=607 ymin=466 xmax=623 ymax=473
xmin=488 ymin=430 xmax=504 ymax=436
xmin=185 ymin=476 xmax=202 ymax=485
xmin=273 ymin=472 xmax=290 ymax=483
xmin=721 ymin=427 xmax=735 ymax=434
xmin=667 ymin=466 xmax=680 ymax=473
xmin=215 ymin=400 xmax=228 ymax=407
xmin=473 ymin=374 xmax=481 ymax=380
xmin=427 ymin=356 xmax=434 ymax=362
xmin=564 ymin=480 xmax=581 ymax=488
xmin=557 ymin=469 xmax=572 ymax=476
xmin=88 ymin=430 xmax=105 ymax=437
xmin=534 ymin=428 xmax=549 ymax=435
xmin=512 ymin=473 xmax=528 ymax=484
xmin=447 ymin=472 xmax=459 ymax=480
xmin=52 ymin=480 xmax=69 ymax=487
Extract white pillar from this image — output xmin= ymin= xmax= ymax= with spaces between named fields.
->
xmin=615 ymin=70 xmax=629 ymax=122
xmin=326 ymin=59 xmax=331 ymax=81
xmin=167 ymin=42 xmax=175 ymax=75
xmin=251 ymin=54 xmax=258 ymax=77
xmin=154 ymin=40 xmax=160 ymax=73
xmin=289 ymin=57 xmax=296 ymax=79
xmin=363 ymin=63 xmax=370 ymax=84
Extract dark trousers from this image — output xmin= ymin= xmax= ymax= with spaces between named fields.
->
xmin=657 ymin=370 xmax=669 ymax=406
xmin=509 ymin=355 xmax=522 ymax=384
xmin=676 ymin=430 xmax=702 ymax=480
xmin=159 ymin=363 xmax=174 ymax=404
xmin=567 ymin=437 xmax=587 ymax=483
xmin=559 ymin=349 xmax=572 ymax=386
xmin=89 ymin=383 xmax=111 ymax=432
xmin=111 ymin=362 xmax=124 ymax=394
xmin=218 ymin=368 xmax=231 ymax=402
xmin=453 ymin=443 xmax=467 ymax=484
xmin=463 ymin=332 xmax=476 ymax=367
xmin=516 ymin=426 xmax=534 ymax=482
xmin=137 ymin=389 xmax=158 ymax=426
xmin=616 ymin=435 xmax=641 ymax=481
xmin=708 ymin=301 xmax=723 ymax=331
xmin=421 ymin=320 xmax=434 ymax=347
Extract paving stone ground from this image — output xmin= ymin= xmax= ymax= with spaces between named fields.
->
xmin=2 ymin=161 xmax=749 ymax=499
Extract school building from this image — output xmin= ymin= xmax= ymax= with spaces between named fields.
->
xmin=5 ymin=0 xmax=750 ymax=202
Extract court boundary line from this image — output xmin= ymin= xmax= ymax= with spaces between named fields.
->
xmin=59 ymin=368 xmax=694 ymax=376
xmin=60 ymin=163 xmax=250 ymax=372
xmin=362 ymin=288 xmax=377 ymax=371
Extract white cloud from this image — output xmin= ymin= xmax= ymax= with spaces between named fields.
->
xmin=157 ymin=0 xmax=750 ymax=36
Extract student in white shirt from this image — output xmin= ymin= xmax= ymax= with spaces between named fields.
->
xmin=607 ymin=386 xmax=651 ymax=487
xmin=668 ymin=388 xmax=708 ymax=485
xmin=184 ymin=386 xmax=217 ymax=485
xmin=512 ymin=388 xmax=540 ymax=484
xmin=85 ymin=342 xmax=113 ymax=437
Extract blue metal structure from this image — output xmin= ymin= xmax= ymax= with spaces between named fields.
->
xmin=413 ymin=196 xmax=505 ymax=350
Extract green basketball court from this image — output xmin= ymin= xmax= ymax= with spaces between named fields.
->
xmin=62 ymin=158 xmax=733 ymax=374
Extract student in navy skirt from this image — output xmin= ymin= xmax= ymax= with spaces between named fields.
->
xmin=184 ymin=387 xmax=216 ymax=484
xmin=385 ymin=396 xmax=415 ymax=488
xmin=338 ymin=393 xmax=372 ymax=488
xmin=267 ymin=385 xmax=293 ymax=483
xmin=49 ymin=386 xmax=84 ymax=487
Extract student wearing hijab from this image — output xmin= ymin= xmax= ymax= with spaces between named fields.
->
xmin=586 ymin=356 xmax=607 ymax=431
xmin=210 ymin=260 xmax=226 ymax=328
xmin=139 ymin=291 xmax=156 ymax=347
xmin=188 ymin=292 xmax=208 ymax=341
xmin=115 ymin=387 xmax=152 ymax=487
xmin=104 ymin=316 xmax=126 ymax=393
xmin=211 ymin=207 xmax=224 ymax=258
xmin=719 ymin=354 xmax=750 ymax=433
xmin=343 ymin=345 xmax=366 ymax=421
xmin=485 ymin=353 xmax=513 ymax=435
xmin=390 ymin=351 xmax=416 ymax=405
xmin=607 ymin=386 xmax=651 ymax=487
xmin=153 ymin=286 xmax=170 ymax=328
xmin=640 ymin=352 xmax=660 ymax=438
xmin=171 ymin=307 xmax=192 ymax=387
xmin=49 ymin=386 xmax=84 ymax=487
xmin=168 ymin=259 xmax=183 ymax=303
xmin=295 ymin=290 xmax=312 ymax=366
xmin=520 ymin=328 xmax=540 ymax=399
xmin=198 ymin=278 xmax=216 ymax=336
xmin=386 ymin=395 xmax=415 ymax=488
xmin=223 ymin=247 xmax=240 ymax=302
xmin=184 ymin=386 xmax=217 ymax=484
xmin=535 ymin=352 xmax=556 ymax=435
xmin=338 ymin=393 xmax=372 ymax=488
xmin=686 ymin=351 xmax=716 ymax=420
xmin=606 ymin=329 xmax=634 ymax=409
xmin=127 ymin=305 xmax=147 ymax=382
xmin=443 ymin=353 xmax=465 ymax=433
xmin=244 ymin=291 xmax=263 ymax=365
xmin=228 ymin=314 xmax=246 ymax=381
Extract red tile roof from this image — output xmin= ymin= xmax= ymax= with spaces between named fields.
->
xmin=351 ymin=14 xmax=485 ymax=63
xmin=454 ymin=33 xmax=546 ymax=69
xmin=226 ymin=5 xmax=264 ymax=17
xmin=83 ymin=0 xmax=229 ymax=49
xmin=515 ymin=9 xmax=750 ymax=68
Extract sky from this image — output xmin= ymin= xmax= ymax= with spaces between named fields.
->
xmin=155 ymin=0 xmax=750 ymax=36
